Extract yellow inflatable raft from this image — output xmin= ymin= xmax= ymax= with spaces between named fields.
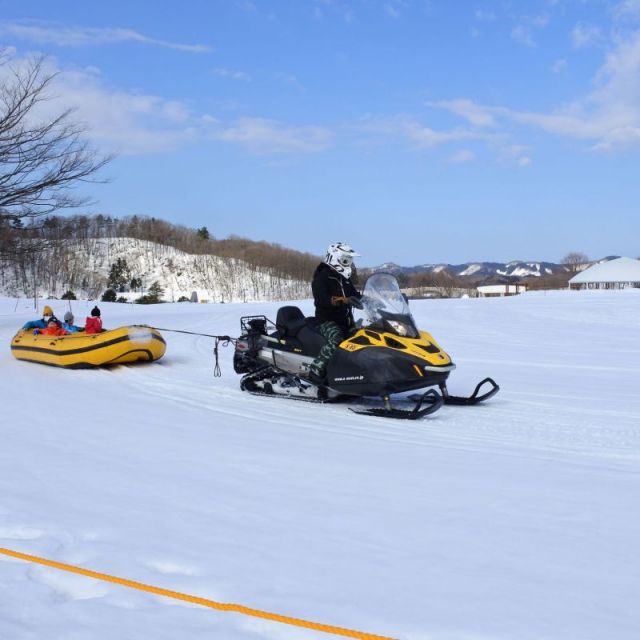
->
xmin=11 ymin=325 xmax=166 ymax=368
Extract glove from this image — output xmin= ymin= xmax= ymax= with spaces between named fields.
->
xmin=330 ymin=295 xmax=347 ymax=306
xmin=347 ymin=296 xmax=364 ymax=310
xmin=33 ymin=329 xmax=40 ymax=335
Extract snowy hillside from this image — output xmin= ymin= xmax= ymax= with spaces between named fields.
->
xmin=1 ymin=289 xmax=640 ymax=639
xmin=0 ymin=237 xmax=309 ymax=302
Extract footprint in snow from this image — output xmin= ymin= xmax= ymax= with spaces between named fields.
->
xmin=27 ymin=565 xmax=110 ymax=602
xmin=0 ymin=525 xmax=45 ymax=540
xmin=144 ymin=559 xmax=200 ymax=576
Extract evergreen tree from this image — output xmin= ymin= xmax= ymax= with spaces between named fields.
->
xmin=136 ymin=281 xmax=165 ymax=304
xmin=147 ymin=281 xmax=164 ymax=302
xmin=107 ymin=258 xmax=130 ymax=291
xmin=101 ymin=288 xmax=117 ymax=302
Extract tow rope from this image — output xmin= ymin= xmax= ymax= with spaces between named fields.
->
xmin=150 ymin=327 xmax=233 ymax=341
xmin=0 ymin=547 xmax=395 ymax=639
xmin=149 ymin=327 xmax=234 ymax=377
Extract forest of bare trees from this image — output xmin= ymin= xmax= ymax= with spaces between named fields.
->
xmin=0 ymin=214 xmax=322 ymax=301
xmin=10 ymin=213 xmax=321 ymax=283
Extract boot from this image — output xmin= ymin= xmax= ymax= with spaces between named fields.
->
xmin=308 ymin=368 xmax=326 ymax=386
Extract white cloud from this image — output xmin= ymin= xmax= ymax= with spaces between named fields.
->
xmin=0 ymin=54 xmax=188 ymax=155
xmin=531 ymin=15 xmax=550 ymax=28
xmin=313 ymin=1 xmax=355 ymax=24
xmin=432 ymin=29 xmax=640 ymax=152
xmin=236 ymin=1 xmax=257 ymax=12
xmin=274 ymin=72 xmax=304 ymax=90
xmin=428 ymin=99 xmax=497 ymax=127
xmin=571 ymin=23 xmax=602 ymax=49
xmin=447 ymin=149 xmax=476 ymax=164
xmin=1 ymin=51 xmax=331 ymax=157
xmin=475 ymin=10 xmax=497 ymax=23
xmin=511 ymin=14 xmax=550 ymax=47
xmin=0 ymin=21 xmax=211 ymax=53
xmin=511 ymin=24 xmax=536 ymax=47
xmin=552 ymin=58 xmax=568 ymax=73
xmin=358 ymin=114 xmax=487 ymax=149
xmin=384 ymin=1 xmax=408 ymax=19
xmin=615 ymin=0 xmax=640 ymax=21
xmin=385 ymin=4 xmax=400 ymax=19
xmin=213 ymin=67 xmax=251 ymax=81
xmin=498 ymin=144 xmax=533 ymax=167
xmin=213 ymin=117 xmax=333 ymax=154
xmin=49 ymin=68 xmax=201 ymax=154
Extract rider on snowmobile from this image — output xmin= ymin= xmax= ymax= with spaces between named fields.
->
xmin=309 ymin=242 xmax=363 ymax=383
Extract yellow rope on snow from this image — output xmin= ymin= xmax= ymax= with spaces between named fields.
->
xmin=0 ymin=547 xmax=395 ymax=640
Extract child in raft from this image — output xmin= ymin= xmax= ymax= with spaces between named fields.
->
xmin=85 ymin=306 xmax=103 ymax=334
xmin=33 ymin=317 xmax=69 ymax=336
xmin=62 ymin=311 xmax=82 ymax=333
xmin=26 ymin=306 xmax=104 ymax=335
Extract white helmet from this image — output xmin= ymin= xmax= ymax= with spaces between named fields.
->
xmin=324 ymin=242 xmax=360 ymax=277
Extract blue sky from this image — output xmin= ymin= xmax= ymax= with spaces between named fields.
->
xmin=1 ymin=0 xmax=639 ymax=266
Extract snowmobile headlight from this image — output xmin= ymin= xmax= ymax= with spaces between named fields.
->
xmin=385 ymin=318 xmax=419 ymax=338
xmin=387 ymin=320 xmax=409 ymax=336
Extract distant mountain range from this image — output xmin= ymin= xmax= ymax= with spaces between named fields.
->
xmin=370 ymin=257 xmax=621 ymax=281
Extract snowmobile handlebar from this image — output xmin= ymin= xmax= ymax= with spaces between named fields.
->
xmin=330 ymin=295 xmax=363 ymax=309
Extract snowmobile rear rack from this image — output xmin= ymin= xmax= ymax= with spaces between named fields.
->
xmin=240 ymin=315 xmax=275 ymax=336
xmin=350 ymin=389 xmax=443 ymax=420
xmin=439 ymin=377 xmax=500 ymax=406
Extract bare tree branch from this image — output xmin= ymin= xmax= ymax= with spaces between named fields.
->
xmin=561 ymin=252 xmax=590 ymax=273
xmin=0 ymin=50 xmax=113 ymax=259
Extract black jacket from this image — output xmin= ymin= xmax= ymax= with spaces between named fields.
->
xmin=312 ymin=262 xmax=360 ymax=333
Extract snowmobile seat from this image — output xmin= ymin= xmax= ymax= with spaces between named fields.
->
xmin=295 ymin=323 xmax=326 ymax=356
xmin=276 ymin=306 xmax=307 ymax=337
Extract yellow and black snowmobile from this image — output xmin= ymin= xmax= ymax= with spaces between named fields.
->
xmin=233 ymin=273 xmax=498 ymax=419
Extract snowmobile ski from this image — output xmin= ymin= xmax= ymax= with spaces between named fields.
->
xmin=350 ymin=389 xmax=443 ymax=420
xmin=438 ymin=377 xmax=500 ymax=406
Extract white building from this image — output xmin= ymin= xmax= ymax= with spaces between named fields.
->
xmin=477 ymin=283 xmax=527 ymax=297
xmin=568 ymin=257 xmax=640 ymax=290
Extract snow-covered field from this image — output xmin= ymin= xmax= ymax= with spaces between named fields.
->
xmin=1 ymin=290 xmax=639 ymax=640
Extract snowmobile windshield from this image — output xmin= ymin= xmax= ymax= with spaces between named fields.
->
xmin=361 ymin=273 xmax=419 ymax=338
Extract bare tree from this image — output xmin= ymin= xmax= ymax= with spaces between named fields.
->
xmin=561 ymin=251 xmax=590 ymax=273
xmin=0 ymin=50 xmax=111 ymax=259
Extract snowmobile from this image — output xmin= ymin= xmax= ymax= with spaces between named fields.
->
xmin=233 ymin=272 xmax=499 ymax=419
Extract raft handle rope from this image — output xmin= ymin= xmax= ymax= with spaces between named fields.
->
xmin=213 ymin=335 xmax=231 ymax=377
xmin=149 ymin=327 xmax=234 ymax=377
